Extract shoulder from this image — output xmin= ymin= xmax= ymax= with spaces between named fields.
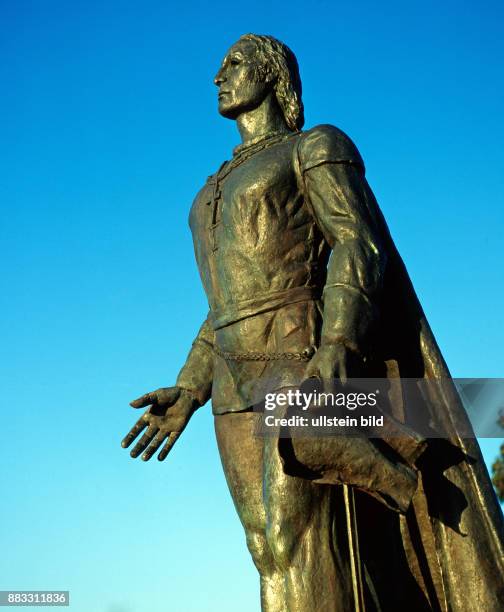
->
xmin=296 ymin=124 xmax=365 ymax=173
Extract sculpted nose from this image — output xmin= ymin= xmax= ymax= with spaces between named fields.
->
xmin=214 ymin=67 xmax=226 ymax=86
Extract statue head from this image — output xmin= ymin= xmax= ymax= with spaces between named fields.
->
xmin=214 ymin=34 xmax=304 ymax=132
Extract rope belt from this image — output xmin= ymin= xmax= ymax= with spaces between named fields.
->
xmin=213 ymin=345 xmax=315 ymax=362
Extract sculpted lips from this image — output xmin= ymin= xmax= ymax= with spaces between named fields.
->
xmin=218 ymin=91 xmax=230 ymax=99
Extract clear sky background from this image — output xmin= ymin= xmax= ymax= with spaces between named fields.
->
xmin=1 ymin=1 xmax=503 ymax=611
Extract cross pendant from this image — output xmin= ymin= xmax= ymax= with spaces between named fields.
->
xmin=209 ymin=187 xmax=222 ymax=252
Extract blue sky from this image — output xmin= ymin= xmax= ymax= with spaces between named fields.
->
xmin=1 ymin=1 xmax=503 ymax=611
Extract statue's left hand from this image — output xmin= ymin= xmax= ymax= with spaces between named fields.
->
xmin=121 ymin=387 xmax=197 ymax=461
xmin=304 ymin=343 xmax=351 ymax=390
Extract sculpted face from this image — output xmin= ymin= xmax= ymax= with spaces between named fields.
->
xmin=214 ymin=39 xmax=273 ymax=119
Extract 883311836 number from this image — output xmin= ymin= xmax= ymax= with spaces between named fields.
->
xmin=0 ymin=591 xmax=69 ymax=606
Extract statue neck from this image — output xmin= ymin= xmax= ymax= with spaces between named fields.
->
xmin=236 ymin=92 xmax=290 ymax=146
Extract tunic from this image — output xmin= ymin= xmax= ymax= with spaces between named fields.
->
xmin=176 ymin=124 xmax=381 ymax=414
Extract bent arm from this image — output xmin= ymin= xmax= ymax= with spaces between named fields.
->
xmin=297 ymin=128 xmax=387 ymax=355
xmin=175 ymin=316 xmax=214 ymax=405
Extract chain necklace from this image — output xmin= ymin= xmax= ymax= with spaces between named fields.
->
xmin=208 ymin=130 xmax=300 ymax=252
xmin=232 ymin=129 xmax=294 ymax=156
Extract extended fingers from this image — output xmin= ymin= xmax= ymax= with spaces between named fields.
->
xmin=121 ymin=416 xmax=148 ymax=448
xmin=158 ymin=433 xmax=180 ymax=462
xmin=141 ymin=431 xmax=168 ymax=461
xmin=130 ymin=425 xmax=158 ymax=458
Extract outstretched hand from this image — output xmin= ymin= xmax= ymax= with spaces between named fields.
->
xmin=121 ymin=387 xmax=197 ymax=461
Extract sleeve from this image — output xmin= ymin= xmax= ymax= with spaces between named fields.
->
xmin=175 ymin=316 xmax=214 ymax=406
xmin=296 ymin=125 xmax=387 ymax=355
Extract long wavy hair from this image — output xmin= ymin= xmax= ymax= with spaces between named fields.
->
xmin=240 ymin=34 xmax=304 ymax=132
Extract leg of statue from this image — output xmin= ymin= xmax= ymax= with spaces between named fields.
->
xmin=263 ymin=434 xmax=352 ymax=612
xmin=215 ymin=411 xmax=352 ymax=612
xmin=214 ymin=411 xmax=286 ymax=611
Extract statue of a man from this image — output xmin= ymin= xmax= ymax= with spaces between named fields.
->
xmin=122 ymin=34 xmax=504 ymax=611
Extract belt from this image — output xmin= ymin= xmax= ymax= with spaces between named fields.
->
xmin=214 ymin=345 xmax=315 ymax=362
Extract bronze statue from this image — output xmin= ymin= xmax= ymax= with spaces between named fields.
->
xmin=122 ymin=34 xmax=504 ymax=611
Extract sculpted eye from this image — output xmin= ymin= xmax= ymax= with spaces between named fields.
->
xmin=230 ymin=58 xmax=241 ymax=65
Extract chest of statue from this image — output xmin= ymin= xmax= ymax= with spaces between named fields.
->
xmin=189 ymin=134 xmax=322 ymax=310
xmin=191 ymin=137 xmax=303 ymax=244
